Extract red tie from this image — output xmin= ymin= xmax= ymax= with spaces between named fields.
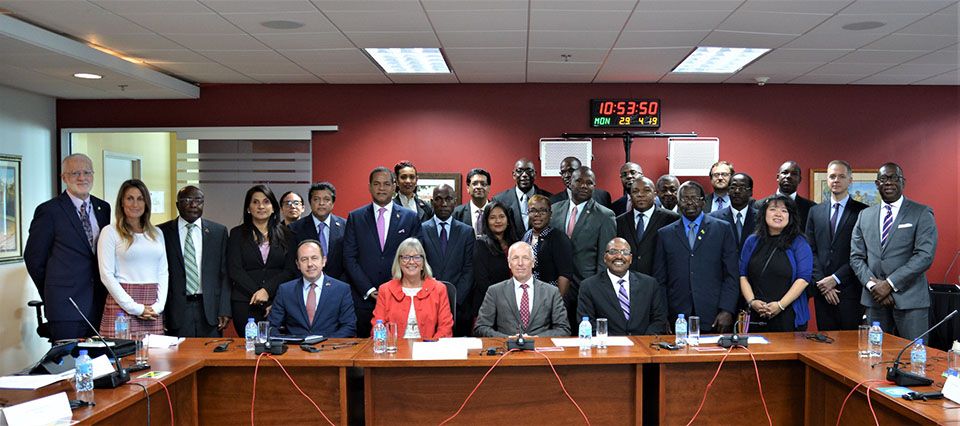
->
xmin=519 ymin=283 xmax=530 ymax=329
xmin=566 ymin=206 xmax=578 ymax=237
xmin=306 ymin=283 xmax=317 ymax=324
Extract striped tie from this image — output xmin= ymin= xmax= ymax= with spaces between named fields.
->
xmin=184 ymin=223 xmax=200 ymax=294
xmin=880 ymin=205 xmax=893 ymax=248
xmin=617 ymin=279 xmax=630 ymax=321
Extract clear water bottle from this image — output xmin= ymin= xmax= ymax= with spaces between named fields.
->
xmin=373 ymin=320 xmax=387 ymax=354
xmin=868 ymin=321 xmax=883 ymax=358
xmin=114 ymin=312 xmax=129 ymax=340
xmin=75 ymin=349 xmax=94 ymax=402
xmin=947 ymin=341 xmax=960 ymax=377
xmin=244 ymin=318 xmax=257 ymax=352
xmin=910 ymin=338 xmax=927 ymax=376
xmin=578 ymin=316 xmax=592 ymax=352
xmin=675 ymin=314 xmax=688 ymax=348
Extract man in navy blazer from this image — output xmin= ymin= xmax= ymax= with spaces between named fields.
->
xmin=268 ymin=240 xmax=356 ymax=337
xmin=492 ymin=158 xmax=552 ymax=232
xmin=708 ymin=172 xmax=758 ymax=251
xmin=290 ymin=182 xmax=346 ymax=280
xmin=418 ymin=184 xmax=475 ymax=336
xmin=25 ymin=154 xmax=111 ymax=341
xmin=344 ymin=167 xmax=422 ymax=337
xmin=616 ymin=177 xmax=680 ymax=276
xmin=654 ymin=181 xmax=739 ymax=333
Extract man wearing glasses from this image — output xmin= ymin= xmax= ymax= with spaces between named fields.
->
xmin=493 ymin=158 xmax=552 ymax=231
xmin=25 ymin=154 xmax=112 ymax=340
xmin=703 ymin=161 xmax=734 ymax=213
xmin=158 ymin=186 xmax=231 ymax=337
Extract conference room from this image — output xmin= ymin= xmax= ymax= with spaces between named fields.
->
xmin=0 ymin=1 xmax=958 ymax=424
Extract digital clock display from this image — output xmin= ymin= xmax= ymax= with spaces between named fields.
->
xmin=590 ymin=99 xmax=661 ymax=128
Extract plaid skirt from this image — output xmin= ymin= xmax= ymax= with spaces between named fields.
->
xmin=99 ymin=283 xmax=164 ymax=337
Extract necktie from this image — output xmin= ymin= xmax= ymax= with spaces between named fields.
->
xmin=617 ymin=279 xmax=630 ymax=321
xmin=376 ymin=207 xmax=387 ymax=250
xmin=519 ymin=283 xmax=530 ymax=329
xmin=78 ymin=201 xmax=95 ymax=250
xmin=439 ymin=222 xmax=448 ymax=253
xmin=317 ymin=221 xmax=328 ymax=256
xmin=625 ymin=196 xmax=633 ymax=213
xmin=306 ymin=283 xmax=317 ymax=325
xmin=688 ymin=222 xmax=697 ymax=249
xmin=520 ymin=194 xmax=529 ymax=229
xmin=716 ymin=197 xmax=725 ymax=211
xmin=184 ymin=223 xmax=200 ymax=295
xmin=474 ymin=208 xmax=483 ymax=235
xmin=880 ymin=205 xmax=893 ymax=247
xmin=735 ymin=212 xmax=743 ymax=242
xmin=566 ymin=205 xmax=578 ymax=237
xmin=635 ymin=212 xmax=645 ymax=242
xmin=830 ymin=203 xmax=840 ymax=240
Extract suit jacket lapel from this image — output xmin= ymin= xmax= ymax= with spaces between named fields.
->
xmin=881 ymin=200 xmax=909 ymax=254
xmin=528 ymin=281 xmax=546 ymax=326
xmin=673 ymin=220 xmax=691 ymax=252
xmin=504 ymin=281 xmax=521 ymax=329
xmin=297 ymin=278 xmax=312 ymax=327
xmin=691 ymin=218 xmax=708 ymax=252
xmin=570 ymin=200 xmax=594 ymax=238
xmin=629 ymin=274 xmax=645 ymax=328
xmin=58 ymin=194 xmax=94 ymax=253
xmin=424 ymin=222 xmax=444 ymax=268
xmin=600 ymin=276 xmax=627 ymax=325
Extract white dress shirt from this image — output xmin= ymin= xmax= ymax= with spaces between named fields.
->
xmin=607 ymin=270 xmax=629 ymax=299
xmin=302 ymin=275 xmax=324 ymax=311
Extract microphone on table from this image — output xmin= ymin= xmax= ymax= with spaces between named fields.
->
xmin=67 ymin=297 xmax=130 ymax=388
xmin=886 ymin=309 xmax=958 ymax=387
xmin=507 ymin=320 xmax=534 ymax=351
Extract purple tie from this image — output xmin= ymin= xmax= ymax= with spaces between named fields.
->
xmin=617 ymin=279 xmax=630 ymax=321
xmin=880 ymin=205 xmax=893 ymax=248
xmin=519 ymin=283 xmax=530 ymax=329
xmin=829 ymin=203 xmax=840 ymax=240
xmin=376 ymin=207 xmax=387 ymax=250
xmin=474 ymin=209 xmax=483 ymax=235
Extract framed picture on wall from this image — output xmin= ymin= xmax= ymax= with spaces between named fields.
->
xmin=416 ymin=173 xmax=462 ymax=205
xmin=810 ymin=168 xmax=880 ymax=206
xmin=0 ymin=154 xmax=22 ymax=264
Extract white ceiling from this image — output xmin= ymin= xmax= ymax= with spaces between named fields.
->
xmin=0 ymin=0 xmax=956 ymax=99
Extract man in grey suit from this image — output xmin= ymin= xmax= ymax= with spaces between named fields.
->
xmin=851 ymin=163 xmax=937 ymax=340
xmin=158 ymin=186 xmax=231 ymax=337
xmin=474 ymin=242 xmax=569 ymax=337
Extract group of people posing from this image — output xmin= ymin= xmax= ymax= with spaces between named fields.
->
xmin=25 ymin=153 xmax=937 ymax=343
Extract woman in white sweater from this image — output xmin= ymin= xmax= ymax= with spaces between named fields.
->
xmin=98 ymin=179 xmax=168 ymax=336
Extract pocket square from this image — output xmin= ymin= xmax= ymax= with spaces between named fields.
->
xmin=897 ymin=223 xmax=913 ymax=229
xmin=399 ymin=229 xmax=406 ymax=234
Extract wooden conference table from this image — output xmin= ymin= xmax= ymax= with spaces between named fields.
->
xmin=1 ymin=332 xmax=957 ymax=425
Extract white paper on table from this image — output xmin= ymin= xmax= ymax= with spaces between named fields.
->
xmin=0 ymin=370 xmax=73 ymax=390
xmin=411 ymin=341 xmax=468 ymax=360
xmin=595 ymin=336 xmax=634 ymax=346
xmin=145 ymin=334 xmax=184 ymax=348
xmin=551 ymin=337 xmax=635 ymax=347
xmin=0 ymin=391 xmax=73 ymax=426
xmin=944 ymin=375 xmax=960 ymax=404
xmin=438 ymin=337 xmax=483 ymax=350
xmin=697 ymin=335 xmax=770 ymax=345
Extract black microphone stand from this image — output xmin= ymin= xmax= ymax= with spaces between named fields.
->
xmin=68 ymin=297 xmax=130 ymax=388
xmin=886 ymin=310 xmax=958 ymax=387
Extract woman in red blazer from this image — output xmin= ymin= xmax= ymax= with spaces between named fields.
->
xmin=372 ymin=238 xmax=453 ymax=339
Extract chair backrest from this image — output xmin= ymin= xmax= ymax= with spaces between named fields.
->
xmin=28 ymin=300 xmax=51 ymax=341
xmin=440 ymin=281 xmax=456 ymax=323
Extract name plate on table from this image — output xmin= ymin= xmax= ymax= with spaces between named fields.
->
xmin=0 ymin=391 xmax=72 ymax=426
xmin=944 ymin=375 xmax=960 ymax=404
xmin=411 ymin=341 xmax=468 ymax=360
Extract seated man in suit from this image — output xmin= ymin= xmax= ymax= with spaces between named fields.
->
xmin=290 ymin=182 xmax=347 ymax=280
xmin=549 ymin=156 xmax=613 ymax=208
xmin=394 ymin=160 xmax=434 ymax=222
xmin=655 ymin=174 xmax=680 ymax=214
xmin=474 ymin=242 xmax=570 ymax=337
xmin=578 ymin=237 xmax=667 ymax=335
xmin=653 ymin=181 xmax=739 ymax=333
xmin=452 ymin=168 xmax=491 ymax=236
xmin=493 ymin=158 xmax=551 ymax=232
xmin=616 ymin=177 xmax=680 ymax=275
xmin=268 ymin=240 xmax=356 ymax=337
xmin=709 ymin=172 xmax=757 ymax=251
xmin=611 ymin=162 xmax=643 ymax=216
xmin=419 ymin=184 xmax=474 ymax=336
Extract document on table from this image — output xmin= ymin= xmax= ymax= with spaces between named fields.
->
xmin=0 ymin=371 xmax=73 ymax=390
xmin=0 ymin=391 xmax=73 ymax=426
xmin=438 ymin=337 xmax=483 ymax=350
xmin=144 ymin=334 xmax=185 ymax=348
xmin=697 ymin=335 xmax=770 ymax=344
xmin=550 ymin=337 xmax=635 ymax=347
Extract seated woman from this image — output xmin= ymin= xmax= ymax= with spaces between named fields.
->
xmin=739 ymin=195 xmax=813 ymax=332
xmin=372 ymin=238 xmax=453 ymax=339
xmin=470 ymin=201 xmax=520 ymax=322
xmin=98 ymin=179 xmax=168 ymax=336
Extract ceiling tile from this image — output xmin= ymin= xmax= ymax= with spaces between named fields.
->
xmin=530 ymin=9 xmax=630 ymax=31
xmin=456 ymin=73 xmax=526 ymax=83
xmin=202 ymin=0 xmax=318 ymax=13
xmin=123 ymin=13 xmax=241 ymax=34
xmin=531 ymin=0 xmax=637 ymax=11
xmin=863 ymin=34 xmax=958 ymax=51
xmin=624 ymin=11 xmax=731 ymax=31
xmin=220 ymin=11 xmax=338 ymax=34
xmin=529 ymin=31 xmax=619 ymax=48
xmin=808 ymin=13 xmax=927 ymax=35
xmin=389 ymin=73 xmax=459 ymax=83
xmin=719 ymin=11 xmax=832 ymax=34
xmin=633 ymin=1 xmax=743 ymax=12
xmin=428 ymin=10 xmax=528 ymax=32
xmin=309 ymin=0 xmax=422 ymax=12
xmin=876 ymin=62 xmax=958 ymax=76
xmin=833 ymin=49 xmax=927 ymax=64
xmin=445 ymin=48 xmax=527 ymax=63
xmin=761 ymin=48 xmax=853 ymax=62
xmin=738 ymin=0 xmax=852 ymax=14
xmin=527 ymin=61 xmax=601 ymax=75
xmin=914 ymin=70 xmax=958 ymax=85
xmin=421 ymin=1 xmax=527 ymax=11
xmin=165 ymin=33 xmax=268 ymax=50
xmin=740 ymin=61 xmax=824 ymax=75
xmin=659 ymin=73 xmax=731 ymax=83
xmin=92 ymin=0 xmax=209 ymax=14
xmin=200 ymin=50 xmax=288 ymax=64
xmin=906 ymin=46 xmax=959 ymax=65
xmin=789 ymin=74 xmax=862 ymax=84
xmin=841 ymin=0 xmax=954 ymax=14
xmin=897 ymin=12 xmax=959 ymax=36
xmin=614 ymin=30 xmax=709 ymax=49
xmin=244 ymin=74 xmax=325 ymax=83
xmin=228 ymin=61 xmax=307 ymax=74
xmin=528 ymin=48 xmax=607 ymax=62
xmin=807 ymin=62 xmax=894 ymax=74
xmin=593 ymin=69 xmax=664 ymax=82
xmin=436 ymin=31 xmax=526 ymax=48
xmin=783 ymin=32 xmax=884 ymax=49
xmin=527 ymin=73 xmax=595 ymax=83
xmin=319 ymin=73 xmax=392 ymax=84
xmin=700 ymin=31 xmax=797 ymax=48
xmin=724 ymin=73 xmax=804 ymax=84
xmin=136 ymin=49 xmax=210 ymax=63
xmin=853 ymin=74 xmax=929 ymax=84
xmin=451 ymin=61 xmax=526 ymax=73
xmin=254 ymin=32 xmax=354 ymax=50
xmin=602 ymin=47 xmax=692 ymax=68
xmin=86 ymin=33 xmax=184 ymax=51
xmin=344 ymin=31 xmax=440 ymax=48
xmin=323 ymin=10 xmax=432 ymax=32
xmin=297 ymin=60 xmax=381 ymax=74
xmin=280 ymin=48 xmax=371 ymax=65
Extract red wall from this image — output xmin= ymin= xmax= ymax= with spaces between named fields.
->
xmin=57 ymin=83 xmax=959 ymax=281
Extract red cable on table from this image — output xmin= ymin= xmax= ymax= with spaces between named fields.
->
xmin=251 ymin=352 xmax=335 ymax=426
xmin=835 ymin=379 xmax=884 ymax=426
xmin=685 ymin=346 xmax=772 ymax=426
xmin=131 ymin=378 xmax=174 ymax=426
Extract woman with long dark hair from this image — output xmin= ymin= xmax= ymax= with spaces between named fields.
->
xmin=739 ymin=195 xmax=813 ymax=332
xmin=227 ymin=184 xmax=297 ymax=336
xmin=470 ymin=201 xmax=520 ymax=323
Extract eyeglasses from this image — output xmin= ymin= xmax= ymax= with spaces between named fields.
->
xmin=710 ymin=172 xmax=731 ymax=178
xmin=283 ymin=200 xmax=303 ymax=207
xmin=514 ymin=168 xmax=535 ymax=176
xmin=605 ymin=249 xmax=631 ymax=256
xmin=679 ymin=196 xmax=703 ymax=205
xmin=400 ymin=255 xmax=423 ymax=263
xmin=178 ymin=197 xmax=204 ymax=205
xmin=65 ymin=170 xmax=94 ymax=178
xmin=528 ymin=208 xmax=550 ymax=215
xmin=877 ymin=175 xmax=903 ymax=183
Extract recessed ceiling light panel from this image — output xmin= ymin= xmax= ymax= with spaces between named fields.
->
xmin=73 ymin=72 xmax=102 ymax=79
xmin=261 ymin=20 xmax=304 ymax=30
xmin=364 ymin=48 xmax=450 ymax=74
xmin=672 ymin=46 xmax=770 ymax=74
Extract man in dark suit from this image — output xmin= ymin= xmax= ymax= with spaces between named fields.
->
xmin=419 ymin=184 xmax=475 ymax=336
xmin=578 ymin=237 xmax=668 ymax=335
xmin=616 ymin=177 xmax=680 ymax=275
xmin=851 ymin=163 xmax=937 ymax=340
xmin=24 ymin=153 xmax=111 ymax=341
xmin=763 ymin=161 xmax=816 ymax=232
xmin=492 ymin=158 xmax=551 ymax=232
xmin=474 ymin=242 xmax=570 ymax=337
xmin=709 ymin=172 xmax=758 ymax=251
xmin=655 ymin=174 xmax=680 ymax=214
xmin=344 ymin=167 xmax=422 ymax=337
xmin=289 ymin=182 xmax=346 ymax=280
xmin=452 ymin=168 xmax=490 ymax=236
xmin=703 ymin=160 xmax=734 ymax=213
xmin=158 ymin=186 xmax=231 ymax=337
xmin=549 ymin=156 xmax=612 ymax=209
xmin=393 ymin=160 xmax=434 ymax=222
xmin=653 ymin=181 xmax=739 ymax=333
xmin=268 ymin=240 xmax=356 ymax=337
xmin=806 ymin=161 xmax=868 ymax=331
xmin=610 ymin=162 xmax=643 ymax=216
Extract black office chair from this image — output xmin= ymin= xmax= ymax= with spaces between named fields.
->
xmin=28 ymin=299 xmax=52 ymax=342
xmin=440 ymin=281 xmax=456 ymax=324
